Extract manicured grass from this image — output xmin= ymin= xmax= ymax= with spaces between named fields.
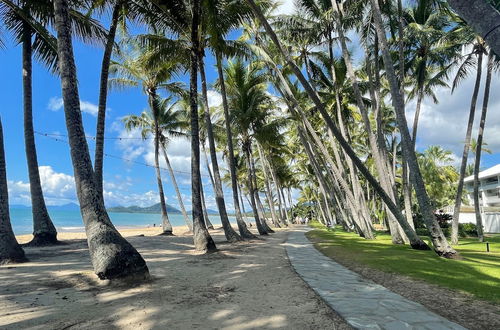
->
xmin=306 ymin=222 xmax=500 ymax=304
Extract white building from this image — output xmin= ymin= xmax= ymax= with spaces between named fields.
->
xmin=464 ymin=164 xmax=500 ymax=207
xmin=460 ymin=164 xmax=500 ymax=233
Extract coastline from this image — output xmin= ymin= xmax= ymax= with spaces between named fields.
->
xmin=14 ymin=224 xmax=195 ymax=244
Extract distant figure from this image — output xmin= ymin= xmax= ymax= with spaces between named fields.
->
xmin=153 ymin=223 xmax=156 ymax=227
xmin=249 ymin=222 xmax=253 ymax=227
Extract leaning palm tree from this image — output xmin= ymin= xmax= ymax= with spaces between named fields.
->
xmin=109 ymin=42 xmax=184 ymax=235
xmin=52 ymin=0 xmax=149 ymax=280
xmin=1 ymin=0 xmax=106 ymax=246
xmin=123 ymin=97 xmax=193 ymax=232
xmin=0 ymin=117 xmax=27 ymax=264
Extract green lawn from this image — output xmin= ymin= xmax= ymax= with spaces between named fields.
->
xmin=306 ymin=222 xmax=500 ymax=304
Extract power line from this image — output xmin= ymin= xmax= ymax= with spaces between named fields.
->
xmin=35 ymin=131 xmax=153 ymax=140
xmin=34 ymin=131 xmax=210 ymax=179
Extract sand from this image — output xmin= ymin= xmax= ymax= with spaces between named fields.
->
xmin=0 ymin=226 xmax=349 ymax=329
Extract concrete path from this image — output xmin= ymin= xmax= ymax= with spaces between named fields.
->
xmin=285 ymin=227 xmax=466 ymax=330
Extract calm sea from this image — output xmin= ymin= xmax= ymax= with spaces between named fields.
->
xmin=9 ymin=208 xmax=229 ymax=235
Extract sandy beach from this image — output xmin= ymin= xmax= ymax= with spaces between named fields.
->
xmin=0 ymin=226 xmax=349 ymax=329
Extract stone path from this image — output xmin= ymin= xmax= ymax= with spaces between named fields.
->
xmin=285 ymin=227 xmax=466 ymax=330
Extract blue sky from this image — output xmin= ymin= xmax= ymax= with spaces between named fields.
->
xmin=1 ymin=0 xmax=499 ymax=210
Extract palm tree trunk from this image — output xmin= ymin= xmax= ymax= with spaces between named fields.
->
xmin=412 ymin=88 xmax=424 ymax=148
xmin=199 ymin=180 xmax=214 ymax=230
xmin=447 ymin=0 xmax=500 ymax=56
xmin=22 ymin=24 xmax=58 ymax=246
xmin=238 ymin=183 xmax=250 ymax=224
xmin=189 ymin=0 xmax=216 ymax=252
xmin=0 ymin=117 xmax=26 ymax=264
xmin=161 ymin=146 xmax=192 ymax=232
xmin=94 ymin=1 xmax=121 ymax=196
xmin=150 ymin=94 xmax=173 ymax=235
xmin=255 ymin=190 xmax=274 ymax=232
xmin=215 ymin=52 xmax=255 ymax=239
xmin=243 ymin=141 xmax=267 ymax=235
xmin=256 ymin=143 xmax=280 ymax=227
xmin=367 ymin=0 xmax=457 ymax=257
xmin=53 ymin=0 xmax=149 ymax=280
xmin=451 ymin=51 xmax=484 ymax=245
xmin=473 ymin=53 xmax=493 ymax=243
xmin=198 ymin=54 xmax=241 ymax=242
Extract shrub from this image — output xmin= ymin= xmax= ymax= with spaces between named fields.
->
xmin=459 ymin=223 xmax=478 ymax=237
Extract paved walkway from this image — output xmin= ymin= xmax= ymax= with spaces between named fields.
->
xmin=285 ymin=227 xmax=466 ymax=330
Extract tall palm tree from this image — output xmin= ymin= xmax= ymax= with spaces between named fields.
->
xmin=109 ymin=43 xmax=184 ymax=235
xmin=202 ymin=0 xmax=256 ymax=239
xmin=52 ymin=0 xmax=149 ymax=280
xmin=123 ymin=97 xmax=193 ymax=232
xmin=224 ymin=59 xmax=278 ymax=235
xmin=0 ymin=117 xmax=26 ymax=264
xmin=473 ymin=53 xmax=495 ymax=242
xmin=403 ymin=0 xmax=457 ymax=145
xmin=1 ymin=0 xmax=106 ymax=246
xmin=189 ymin=0 xmax=217 ymax=252
xmin=450 ymin=34 xmax=488 ymax=244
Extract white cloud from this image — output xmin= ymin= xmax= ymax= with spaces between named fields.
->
xmin=79 ymin=100 xmax=99 ymax=116
xmin=47 ymin=97 xmax=64 ymax=112
xmin=207 ymin=90 xmax=222 ymax=108
xmin=47 ymin=97 xmax=100 ymax=116
xmin=8 ymin=166 xmax=76 ymax=205
xmin=273 ymin=0 xmax=295 ymax=15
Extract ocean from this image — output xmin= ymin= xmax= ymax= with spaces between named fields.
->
xmin=9 ymin=208 xmax=229 ymax=235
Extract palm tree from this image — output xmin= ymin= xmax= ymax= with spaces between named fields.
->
xmin=0 ymin=117 xmax=26 ymax=264
xmin=473 ymin=53 xmax=495 ymax=242
xmin=450 ymin=34 xmax=488 ymax=244
xmin=109 ymin=43 xmax=185 ymax=235
xmin=123 ymin=97 xmax=193 ymax=232
xmin=189 ymin=0 xmax=217 ymax=252
xmin=403 ymin=0 xmax=457 ymax=145
xmin=224 ymin=59 xmax=273 ymax=235
xmin=52 ymin=0 xmax=149 ymax=280
xmin=1 ymin=0 xmax=105 ymax=246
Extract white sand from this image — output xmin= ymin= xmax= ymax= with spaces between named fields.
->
xmin=0 ymin=226 xmax=348 ymax=329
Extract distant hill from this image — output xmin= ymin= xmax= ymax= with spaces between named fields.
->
xmin=108 ymin=203 xmax=181 ymax=214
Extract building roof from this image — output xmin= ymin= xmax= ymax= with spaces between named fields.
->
xmin=464 ymin=164 xmax=500 ymax=182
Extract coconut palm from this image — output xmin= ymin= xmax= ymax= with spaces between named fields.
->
xmin=403 ymin=0 xmax=458 ymax=145
xmin=109 ymin=42 xmax=185 ymax=235
xmin=0 ymin=117 xmax=26 ymax=264
xmin=1 ymin=0 xmax=106 ymax=246
xmin=188 ymin=0 xmax=217 ymax=251
xmin=472 ymin=53 xmax=495 ymax=242
xmin=224 ymin=58 xmax=280 ymax=235
xmin=123 ymin=96 xmax=193 ymax=232
xmin=52 ymin=0 xmax=148 ymax=280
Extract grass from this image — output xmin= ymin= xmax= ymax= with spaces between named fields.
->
xmin=306 ymin=222 xmax=500 ymax=304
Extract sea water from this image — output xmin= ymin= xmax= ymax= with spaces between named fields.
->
xmin=9 ymin=208 xmax=229 ymax=235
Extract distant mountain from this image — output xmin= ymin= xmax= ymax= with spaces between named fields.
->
xmin=108 ymin=203 xmax=181 ymax=214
